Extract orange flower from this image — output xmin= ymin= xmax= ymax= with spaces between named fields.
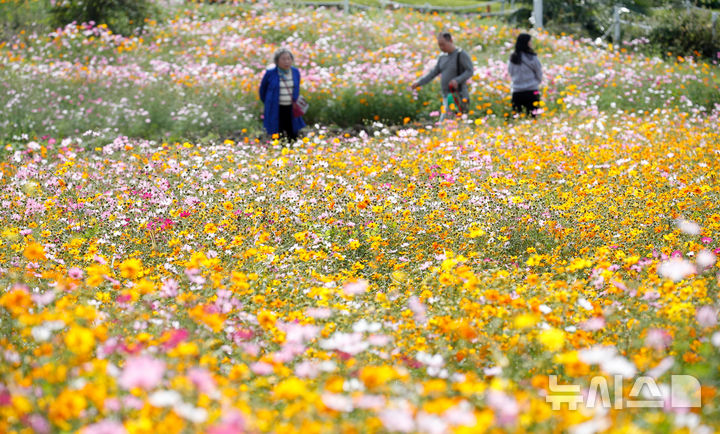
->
xmin=257 ymin=310 xmax=277 ymax=329
xmin=0 ymin=287 xmax=33 ymax=315
xmin=359 ymin=365 xmax=395 ymax=389
xmin=24 ymin=242 xmax=46 ymax=261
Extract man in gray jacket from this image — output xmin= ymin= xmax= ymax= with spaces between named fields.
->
xmin=412 ymin=31 xmax=474 ymax=116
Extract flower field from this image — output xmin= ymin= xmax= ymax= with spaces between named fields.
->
xmin=1 ymin=1 xmax=719 ymax=143
xmin=2 ymin=2 xmax=720 ymax=433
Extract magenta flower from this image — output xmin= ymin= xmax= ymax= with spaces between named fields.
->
xmin=162 ymin=328 xmax=188 ymax=350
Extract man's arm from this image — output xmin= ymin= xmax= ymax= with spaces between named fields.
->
xmin=413 ymin=58 xmax=441 ymax=88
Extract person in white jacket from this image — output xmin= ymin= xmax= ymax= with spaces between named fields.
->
xmin=508 ymin=33 xmax=543 ymax=117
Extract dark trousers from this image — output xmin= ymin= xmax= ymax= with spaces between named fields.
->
xmin=512 ymin=90 xmax=540 ymax=117
xmin=278 ymin=104 xmax=297 ymax=141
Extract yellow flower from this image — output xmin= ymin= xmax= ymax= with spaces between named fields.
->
xmin=135 ymin=279 xmax=155 ymax=295
xmin=257 ymin=310 xmax=277 ymax=329
xmin=85 ymin=263 xmax=110 ymax=287
xmin=273 ymin=378 xmax=307 ymax=400
xmin=24 ymin=242 xmax=46 ymax=261
xmin=2 ymin=226 xmax=19 ymax=242
xmin=64 ymin=326 xmax=96 ymax=355
xmin=119 ymin=258 xmax=143 ymax=279
xmin=537 ymin=328 xmax=566 ymax=352
xmin=359 ymin=365 xmax=395 ymax=389
xmin=513 ymin=313 xmax=538 ymax=329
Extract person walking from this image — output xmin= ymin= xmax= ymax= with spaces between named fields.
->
xmin=259 ymin=48 xmax=306 ymax=142
xmin=507 ymin=33 xmax=543 ymax=118
xmin=411 ymin=31 xmax=474 ymax=118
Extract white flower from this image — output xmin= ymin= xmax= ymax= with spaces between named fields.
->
xmin=711 ymin=332 xmax=720 ymax=348
xmin=646 ymin=357 xmax=674 ymax=379
xmin=579 ymin=346 xmax=617 ymax=365
xmin=658 ymin=258 xmax=695 ymax=282
xmin=174 ymin=402 xmax=207 ymax=423
xmin=569 ymin=416 xmax=611 ymax=434
xmin=678 ymin=219 xmax=701 ymax=235
xmin=149 ymin=390 xmax=181 ymax=407
xmin=321 ymin=393 xmax=353 ymax=412
xmin=696 ymin=250 xmax=717 ymax=269
xmin=602 ymin=357 xmax=637 ymax=379
xmin=578 ymin=298 xmax=593 ymax=311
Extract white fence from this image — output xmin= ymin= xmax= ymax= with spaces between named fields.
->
xmin=275 ymin=0 xmax=519 ymax=17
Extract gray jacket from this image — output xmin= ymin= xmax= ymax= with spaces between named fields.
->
xmin=508 ymin=52 xmax=543 ymax=93
xmin=417 ymin=48 xmax=474 ymax=100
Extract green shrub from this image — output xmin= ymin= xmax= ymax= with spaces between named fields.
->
xmin=649 ymin=8 xmax=720 ymax=60
xmin=49 ymin=0 xmax=157 ymax=36
xmin=0 ymin=0 xmax=51 ymax=41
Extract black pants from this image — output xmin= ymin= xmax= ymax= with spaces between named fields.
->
xmin=278 ymin=104 xmax=297 ymax=142
xmin=512 ymin=90 xmax=540 ymax=117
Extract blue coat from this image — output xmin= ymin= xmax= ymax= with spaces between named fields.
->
xmin=259 ymin=66 xmax=306 ymax=136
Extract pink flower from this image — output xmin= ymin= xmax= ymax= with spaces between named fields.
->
xmin=82 ymin=420 xmax=128 ymax=434
xmin=354 ymin=394 xmax=386 ymax=410
xmin=379 ymin=408 xmax=415 ymax=432
xmin=27 ymin=414 xmax=50 ymax=434
xmin=250 ymin=362 xmax=273 ymax=375
xmin=645 ymin=328 xmax=672 ymax=351
xmin=408 ymin=296 xmax=427 ymax=324
xmin=342 ymin=279 xmax=369 ymax=296
xmin=305 ymin=307 xmax=332 ymax=318
xmin=189 ymin=368 xmax=216 ymax=394
xmin=160 ymin=279 xmax=178 ymax=297
xmin=207 ymin=410 xmax=245 ymax=434
xmin=579 ymin=317 xmax=605 ymax=331
xmin=486 ymin=390 xmax=518 ymax=426
xmin=119 ymin=356 xmax=165 ymax=390
xmin=696 ymin=306 xmax=718 ymax=328
xmin=295 ymin=361 xmax=320 ymax=379
xmin=68 ymin=266 xmax=84 ymax=279
xmin=162 ymin=328 xmax=188 ymax=350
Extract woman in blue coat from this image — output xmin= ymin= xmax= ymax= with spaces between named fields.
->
xmin=259 ymin=48 xmax=306 ymax=142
